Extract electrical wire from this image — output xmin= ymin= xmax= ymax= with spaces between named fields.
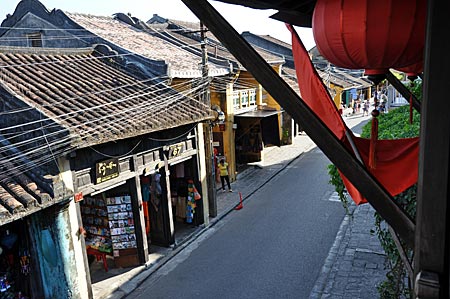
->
xmin=0 ymin=78 xmax=211 ymax=159
xmin=0 ymin=12 xmax=299 ymax=182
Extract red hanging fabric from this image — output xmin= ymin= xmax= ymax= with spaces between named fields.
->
xmin=287 ymin=25 xmax=346 ymax=140
xmin=288 ymin=24 xmax=419 ymax=205
xmin=340 ymin=136 xmax=419 ymax=204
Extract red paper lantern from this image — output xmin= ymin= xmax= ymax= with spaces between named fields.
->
xmin=312 ymin=0 xmax=426 ymax=76
xmin=397 ymin=61 xmax=423 ymax=80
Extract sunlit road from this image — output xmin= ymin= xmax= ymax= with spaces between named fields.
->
xmin=127 ymin=146 xmax=346 ymax=299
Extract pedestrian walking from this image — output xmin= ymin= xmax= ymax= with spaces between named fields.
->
xmin=363 ymin=100 xmax=369 ymax=116
xmin=218 ymin=159 xmax=232 ymax=192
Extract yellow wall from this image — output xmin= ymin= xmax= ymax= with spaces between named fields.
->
xmin=237 ymin=67 xmax=283 ymax=142
xmin=210 ymin=83 xmax=236 ymax=181
xmin=330 ymin=84 xmax=343 ymax=108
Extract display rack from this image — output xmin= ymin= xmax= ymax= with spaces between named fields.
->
xmin=105 ymin=196 xmax=137 ymax=250
xmin=81 ymin=196 xmax=112 ymax=253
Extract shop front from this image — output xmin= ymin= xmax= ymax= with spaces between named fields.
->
xmin=234 ymin=110 xmax=281 ymax=163
xmin=72 ymin=126 xmax=206 ymax=276
xmin=80 ymin=180 xmax=140 ymax=270
xmin=0 ymin=219 xmax=34 ymax=299
xmin=0 ymin=200 xmax=86 ymax=299
xmin=140 ymin=140 xmax=204 ymax=248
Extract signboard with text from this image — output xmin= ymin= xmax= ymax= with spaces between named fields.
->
xmin=168 ymin=142 xmax=185 ymax=159
xmin=95 ymin=158 xmax=119 ymax=184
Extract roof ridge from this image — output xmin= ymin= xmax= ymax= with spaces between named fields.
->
xmin=0 ymin=46 xmax=94 ymax=55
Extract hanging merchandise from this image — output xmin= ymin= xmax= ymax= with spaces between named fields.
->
xmin=0 ymin=274 xmax=11 ymax=293
xmin=154 ymin=172 xmax=162 ymax=195
xmin=141 ymin=176 xmax=151 ymax=202
xmin=185 ymin=180 xmax=200 ymax=223
xmin=19 ymin=249 xmax=30 ymax=276
xmin=150 ymin=172 xmax=162 ymax=212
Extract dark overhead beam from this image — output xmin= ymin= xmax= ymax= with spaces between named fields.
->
xmin=270 ymin=11 xmax=312 ymax=28
xmin=182 ymin=0 xmax=415 ymax=247
xmin=385 ymin=71 xmax=421 ymax=113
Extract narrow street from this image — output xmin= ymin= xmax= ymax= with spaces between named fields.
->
xmin=127 ymin=145 xmax=345 ymax=298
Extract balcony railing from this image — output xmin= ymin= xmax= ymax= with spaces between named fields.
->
xmin=233 ymin=89 xmax=257 ymax=110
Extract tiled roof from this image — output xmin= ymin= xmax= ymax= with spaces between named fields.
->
xmin=0 ymin=136 xmax=70 ymax=225
xmin=0 ymin=46 xmax=213 ymax=148
xmin=146 ymin=17 xmax=285 ymax=67
xmin=65 ymin=12 xmax=230 ymax=78
xmin=0 ymin=45 xmax=212 ymax=223
xmin=244 ymin=32 xmax=293 ymax=49
xmin=283 ymin=64 xmax=370 ymax=91
xmin=280 ymin=68 xmax=301 ymax=96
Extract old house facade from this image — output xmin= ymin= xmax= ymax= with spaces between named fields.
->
xmin=0 ymin=1 xmax=217 ymax=296
xmin=147 ymin=15 xmax=289 ymax=167
xmin=242 ymin=31 xmax=372 ymax=115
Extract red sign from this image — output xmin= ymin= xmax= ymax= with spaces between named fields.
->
xmin=219 ymin=124 xmax=226 ymax=131
xmin=74 ymin=192 xmax=83 ymax=202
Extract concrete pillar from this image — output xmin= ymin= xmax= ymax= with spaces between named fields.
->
xmin=57 ymin=157 xmax=91 ymax=298
xmin=225 ymin=83 xmax=236 ymax=181
xmin=196 ymin=123 xmax=211 ymax=224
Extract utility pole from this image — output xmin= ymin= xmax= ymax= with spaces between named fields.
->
xmin=200 ymin=22 xmax=217 ymax=217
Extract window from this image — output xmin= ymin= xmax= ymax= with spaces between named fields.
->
xmin=233 ymin=91 xmax=240 ymax=109
xmin=249 ymin=89 xmax=256 ymax=105
xmin=241 ymin=90 xmax=248 ymax=107
xmin=27 ymin=33 xmax=42 ymax=47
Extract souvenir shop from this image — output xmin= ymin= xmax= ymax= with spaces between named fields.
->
xmin=0 ymin=220 xmax=32 ymax=299
xmin=80 ymin=179 xmax=141 ymax=272
xmin=234 ymin=110 xmax=281 ymax=163
xmin=140 ymin=145 xmax=204 ymax=247
xmin=72 ymin=125 xmax=205 ymax=273
xmin=0 ymin=202 xmax=78 ymax=299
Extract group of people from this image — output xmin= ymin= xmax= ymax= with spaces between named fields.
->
xmin=342 ymin=99 xmax=386 ymax=117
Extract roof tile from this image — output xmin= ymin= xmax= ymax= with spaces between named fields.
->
xmin=66 ymin=12 xmax=230 ymax=77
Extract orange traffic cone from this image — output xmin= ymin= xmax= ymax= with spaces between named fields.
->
xmin=235 ymin=192 xmax=243 ymax=210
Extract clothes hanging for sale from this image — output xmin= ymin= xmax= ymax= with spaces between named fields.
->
xmin=141 ymin=176 xmax=150 ymax=202
xmin=185 ymin=180 xmax=201 ymax=223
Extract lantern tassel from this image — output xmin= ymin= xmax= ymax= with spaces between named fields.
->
xmin=409 ymin=95 xmax=413 ymax=124
xmin=369 ymin=110 xmax=379 ymax=170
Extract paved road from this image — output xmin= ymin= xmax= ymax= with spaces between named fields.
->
xmin=127 ymin=147 xmax=345 ymax=299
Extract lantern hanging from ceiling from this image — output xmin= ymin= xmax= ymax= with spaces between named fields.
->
xmin=396 ymin=61 xmax=423 ymax=80
xmin=312 ymin=0 xmax=426 ymax=81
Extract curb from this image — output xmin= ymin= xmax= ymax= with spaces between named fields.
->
xmin=309 ymin=202 xmax=356 ymax=299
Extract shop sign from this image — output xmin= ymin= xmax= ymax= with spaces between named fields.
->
xmin=168 ymin=142 xmax=184 ymax=159
xmin=95 ymin=158 xmax=119 ymax=184
xmin=74 ymin=192 xmax=84 ymax=202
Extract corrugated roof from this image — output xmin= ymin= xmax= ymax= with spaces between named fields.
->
xmin=65 ymin=12 xmax=230 ymax=78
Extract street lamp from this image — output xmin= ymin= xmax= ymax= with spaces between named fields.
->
xmin=211 ymin=104 xmax=225 ymax=125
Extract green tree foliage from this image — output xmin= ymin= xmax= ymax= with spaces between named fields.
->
xmin=328 ymin=98 xmax=420 ymax=298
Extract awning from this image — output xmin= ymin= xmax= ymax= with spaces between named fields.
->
xmin=234 ymin=110 xmax=281 ymax=118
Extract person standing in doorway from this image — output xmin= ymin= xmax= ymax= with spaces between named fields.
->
xmin=218 ymin=159 xmax=232 ymax=192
